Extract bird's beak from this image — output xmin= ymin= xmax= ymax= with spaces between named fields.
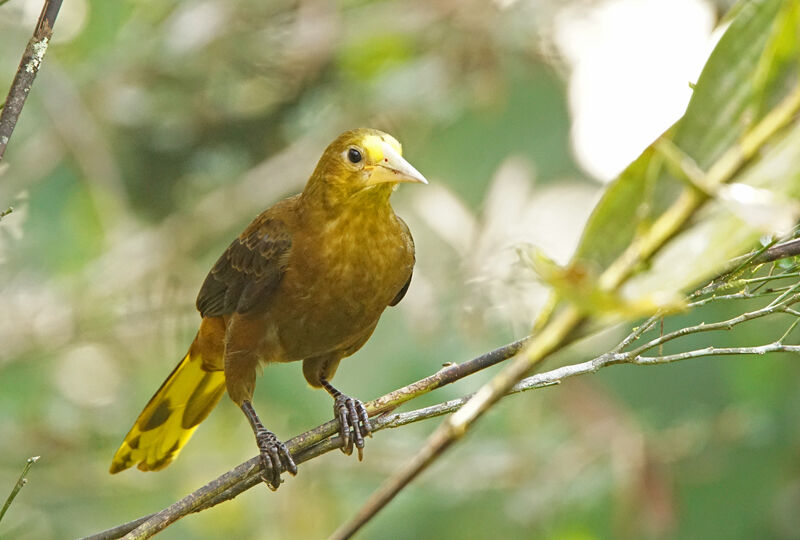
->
xmin=365 ymin=142 xmax=429 ymax=186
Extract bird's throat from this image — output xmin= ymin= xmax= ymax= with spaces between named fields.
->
xmin=301 ymin=181 xmax=395 ymax=221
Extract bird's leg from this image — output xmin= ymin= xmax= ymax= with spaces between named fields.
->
xmin=319 ymin=378 xmax=372 ymax=460
xmin=240 ymin=400 xmax=297 ymax=490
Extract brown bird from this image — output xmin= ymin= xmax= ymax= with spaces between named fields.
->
xmin=110 ymin=128 xmax=427 ymax=488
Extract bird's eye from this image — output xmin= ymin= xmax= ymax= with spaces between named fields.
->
xmin=347 ymin=148 xmax=362 ymax=164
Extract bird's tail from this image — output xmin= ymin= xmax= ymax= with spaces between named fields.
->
xmin=109 ymin=343 xmax=226 ymax=474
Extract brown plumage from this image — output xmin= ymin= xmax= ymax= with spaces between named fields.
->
xmin=110 ymin=128 xmax=427 ymax=488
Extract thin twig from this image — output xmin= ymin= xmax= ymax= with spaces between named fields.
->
xmin=0 ymin=456 xmax=40 ymax=525
xmin=614 ymin=290 xmax=800 ymax=352
xmin=612 ymin=313 xmax=662 ymax=352
xmin=689 ymin=288 xmax=787 ymax=307
xmin=0 ymin=0 xmax=63 ymax=161
xmin=752 ymin=238 xmax=800 ymax=264
xmin=327 ymin=335 xmax=800 ymax=539
xmin=632 ymin=342 xmax=800 ymax=363
xmin=733 ymin=272 xmax=800 ymax=285
xmin=626 ymin=293 xmax=800 ymax=357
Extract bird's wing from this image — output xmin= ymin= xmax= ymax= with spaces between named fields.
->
xmin=389 ymin=273 xmax=412 ymax=306
xmin=389 ymin=216 xmax=415 ymax=307
xmin=196 ymin=213 xmax=292 ymax=317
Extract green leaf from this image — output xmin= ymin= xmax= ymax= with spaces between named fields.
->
xmin=674 ymin=0 xmax=785 ymax=168
xmin=623 ymin=120 xmax=800 ymax=302
xmin=567 ymin=0 xmax=799 ymax=315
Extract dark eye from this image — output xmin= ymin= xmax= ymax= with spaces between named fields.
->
xmin=347 ymin=148 xmax=362 ymax=164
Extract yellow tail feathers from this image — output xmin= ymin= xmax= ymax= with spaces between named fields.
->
xmin=109 ymin=351 xmax=226 ymax=473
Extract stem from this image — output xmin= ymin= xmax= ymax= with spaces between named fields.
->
xmin=0 ymin=0 xmax=63 ymax=161
xmin=0 ymin=456 xmax=40 ymax=525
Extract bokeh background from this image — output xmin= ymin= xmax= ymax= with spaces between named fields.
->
xmin=3 ymin=0 xmax=800 ymax=539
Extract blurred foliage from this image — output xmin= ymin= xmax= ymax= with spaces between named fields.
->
xmin=569 ymin=0 xmax=800 ymax=319
xmin=1 ymin=0 xmax=799 ymax=539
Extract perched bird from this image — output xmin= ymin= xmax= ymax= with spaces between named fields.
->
xmin=110 ymin=128 xmax=427 ymax=489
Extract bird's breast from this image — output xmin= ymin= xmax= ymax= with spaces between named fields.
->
xmin=269 ymin=208 xmax=414 ymax=360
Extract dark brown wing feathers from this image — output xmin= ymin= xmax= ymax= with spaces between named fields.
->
xmin=196 ymin=214 xmax=292 ymax=317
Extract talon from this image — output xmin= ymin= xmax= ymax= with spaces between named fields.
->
xmin=255 ymin=429 xmax=295 ymax=489
xmin=333 ymin=394 xmax=370 ymax=459
xmin=335 ymin=398 xmax=353 ymax=455
xmin=347 ymin=397 xmax=364 ymax=451
xmin=281 ymin=448 xmax=299 ymax=476
xmin=358 ymin=405 xmax=372 ymax=439
xmin=260 ymin=469 xmax=279 ymax=492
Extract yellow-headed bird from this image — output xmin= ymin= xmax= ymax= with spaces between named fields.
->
xmin=110 ymin=129 xmax=427 ymax=489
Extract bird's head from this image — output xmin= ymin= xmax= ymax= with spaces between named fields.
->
xmin=305 ymin=128 xmax=428 ymax=205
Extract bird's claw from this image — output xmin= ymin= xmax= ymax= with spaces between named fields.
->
xmin=255 ymin=428 xmax=297 ymax=490
xmin=333 ymin=394 xmax=371 ymax=460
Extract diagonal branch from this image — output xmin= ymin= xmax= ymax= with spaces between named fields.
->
xmin=328 ymin=329 xmax=800 ymax=539
xmin=0 ymin=0 xmax=63 ymax=161
xmin=749 ymin=238 xmax=800 ymax=265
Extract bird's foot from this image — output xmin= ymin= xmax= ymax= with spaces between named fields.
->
xmin=254 ymin=428 xmax=297 ymax=490
xmin=333 ymin=394 xmax=372 ymax=460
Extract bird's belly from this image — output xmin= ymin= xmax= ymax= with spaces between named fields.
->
xmin=269 ymin=232 xmax=411 ymax=361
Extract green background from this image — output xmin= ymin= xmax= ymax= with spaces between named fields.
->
xmin=1 ymin=1 xmax=799 ymax=539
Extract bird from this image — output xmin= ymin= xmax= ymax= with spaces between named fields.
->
xmin=109 ymin=128 xmax=427 ymax=489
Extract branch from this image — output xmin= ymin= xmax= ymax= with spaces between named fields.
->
xmin=723 ymin=237 xmax=800 ymax=270
xmin=753 ymin=238 xmax=800 ymax=265
xmin=626 ymin=293 xmax=800 ymax=357
xmin=692 ymin=235 xmax=800 ymax=298
xmin=79 ymin=338 xmax=529 ymax=540
xmin=333 ymin=335 xmax=800 ymax=536
xmin=332 ymin=80 xmax=800 ymax=539
xmin=0 ymin=0 xmax=63 ymax=161
xmin=0 ymin=456 xmax=40 ymax=525
xmin=632 ymin=342 xmax=800 ymax=363
xmin=329 ymin=337 xmax=800 ymax=539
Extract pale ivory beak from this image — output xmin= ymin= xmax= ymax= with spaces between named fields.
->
xmin=366 ymin=141 xmax=429 ymax=186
